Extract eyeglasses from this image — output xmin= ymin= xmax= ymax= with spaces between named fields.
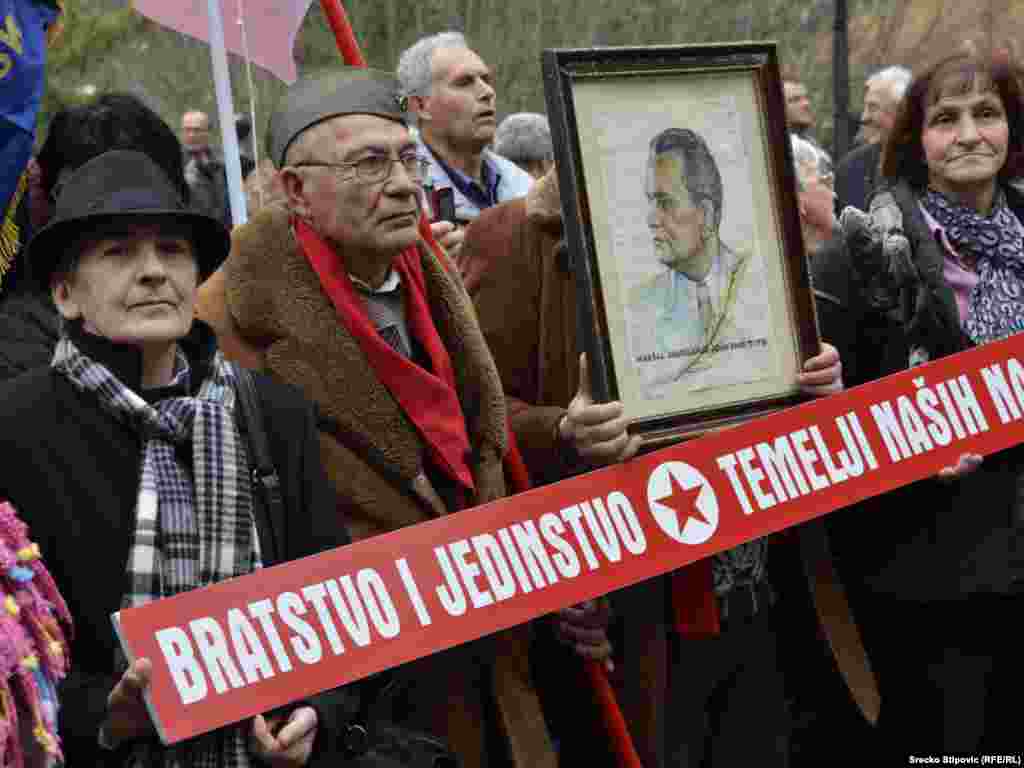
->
xmin=294 ymin=152 xmax=431 ymax=184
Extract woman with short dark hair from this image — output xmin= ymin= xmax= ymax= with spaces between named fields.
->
xmin=813 ymin=50 xmax=1024 ymax=755
xmin=881 ymin=55 xmax=1024 ymax=191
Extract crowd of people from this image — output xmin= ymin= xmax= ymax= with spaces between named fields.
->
xmin=1 ymin=17 xmax=1022 ymax=768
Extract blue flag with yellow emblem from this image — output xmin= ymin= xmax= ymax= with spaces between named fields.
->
xmin=0 ymin=0 xmax=59 ymax=285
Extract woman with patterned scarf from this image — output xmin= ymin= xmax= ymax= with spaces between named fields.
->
xmin=812 ymin=51 xmax=1024 ymax=757
xmin=0 ymin=149 xmax=355 ymax=767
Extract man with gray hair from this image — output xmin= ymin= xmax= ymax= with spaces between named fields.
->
xmin=835 ymin=65 xmax=912 ymax=211
xmin=857 ymin=65 xmax=912 ymax=146
xmin=791 ymin=133 xmax=838 ymax=254
xmin=493 ymin=112 xmax=554 ymax=179
xmin=397 ymin=31 xmax=532 ymax=224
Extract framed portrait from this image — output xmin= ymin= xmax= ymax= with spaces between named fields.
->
xmin=542 ymin=42 xmax=820 ymax=447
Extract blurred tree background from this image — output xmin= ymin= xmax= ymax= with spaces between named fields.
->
xmin=41 ymin=0 xmax=1024 ymax=160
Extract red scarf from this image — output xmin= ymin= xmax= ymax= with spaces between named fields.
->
xmin=296 ymin=218 xmax=475 ymax=491
xmin=415 ymin=216 xmax=535 ymax=499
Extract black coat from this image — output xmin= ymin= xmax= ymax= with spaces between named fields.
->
xmin=0 ymin=287 xmax=59 ymax=382
xmin=0 ymin=322 xmax=354 ymax=766
xmin=834 ymin=141 xmax=882 ymax=213
xmin=812 ymin=180 xmax=1024 ymax=602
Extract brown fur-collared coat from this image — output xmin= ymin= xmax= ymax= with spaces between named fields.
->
xmin=196 ymin=205 xmax=556 ymax=768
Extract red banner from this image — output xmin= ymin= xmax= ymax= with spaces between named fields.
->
xmin=115 ymin=334 xmax=1024 ymax=744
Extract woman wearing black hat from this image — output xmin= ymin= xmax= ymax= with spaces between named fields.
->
xmin=0 ymin=149 xmax=353 ymax=767
xmin=0 ymin=91 xmax=194 ymax=383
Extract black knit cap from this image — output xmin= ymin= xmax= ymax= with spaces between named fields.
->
xmin=267 ymin=67 xmax=407 ymax=167
xmin=26 ymin=150 xmax=230 ymax=291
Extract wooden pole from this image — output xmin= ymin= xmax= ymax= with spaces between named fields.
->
xmin=585 ymin=662 xmax=644 ymax=768
xmin=319 ymin=0 xmax=366 ymax=66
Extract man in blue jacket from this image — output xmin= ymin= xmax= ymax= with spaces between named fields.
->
xmin=397 ymin=31 xmax=533 ymax=228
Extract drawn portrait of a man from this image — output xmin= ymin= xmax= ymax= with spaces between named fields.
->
xmin=626 ymin=127 xmax=771 ymax=399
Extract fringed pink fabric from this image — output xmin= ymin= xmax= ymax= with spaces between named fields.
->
xmin=0 ymin=502 xmax=72 ymax=767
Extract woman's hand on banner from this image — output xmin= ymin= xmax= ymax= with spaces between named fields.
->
xmin=104 ymin=657 xmax=156 ymax=747
xmin=937 ymin=453 xmax=983 ymax=483
xmin=250 ymin=706 xmax=318 ymax=766
xmin=559 ymin=354 xmax=641 ymax=466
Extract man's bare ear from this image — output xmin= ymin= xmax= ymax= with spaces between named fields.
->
xmin=279 ymin=167 xmax=311 ymax=218
xmin=700 ymin=198 xmax=716 ymax=238
xmin=408 ymin=94 xmax=431 ymax=122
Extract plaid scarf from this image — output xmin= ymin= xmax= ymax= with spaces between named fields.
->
xmin=921 ymin=186 xmax=1024 ymax=344
xmin=51 ymin=335 xmax=260 ymax=768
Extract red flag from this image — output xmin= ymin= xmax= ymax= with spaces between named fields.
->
xmin=133 ymin=0 xmax=313 ymax=83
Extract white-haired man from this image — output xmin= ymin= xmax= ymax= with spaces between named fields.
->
xmin=397 ymin=31 xmax=532 ymax=225
xmin=493 ymin=112 xmax=554 ymax=179
xmin=857 ymin=66 xmax=912 ymax=146
xmin=836 ymin=65 xmax=912 ymax=211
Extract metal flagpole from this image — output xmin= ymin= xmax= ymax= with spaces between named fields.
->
xmin=205 ymin=0 xmax=247 ymax=226
xmin=235 ymin=0 xmax=263 ymax=208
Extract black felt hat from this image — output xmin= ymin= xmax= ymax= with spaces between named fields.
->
xmin=27 ymin=150 xmax=230 ymax=291
xmin=268 ymin=67 xmax=407 ymax=167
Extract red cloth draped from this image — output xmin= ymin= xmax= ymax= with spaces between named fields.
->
xmin=671 ymin=560 xmax=720 ymax=638
xmin=295 ymin=218 xmax=475 ymax=491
